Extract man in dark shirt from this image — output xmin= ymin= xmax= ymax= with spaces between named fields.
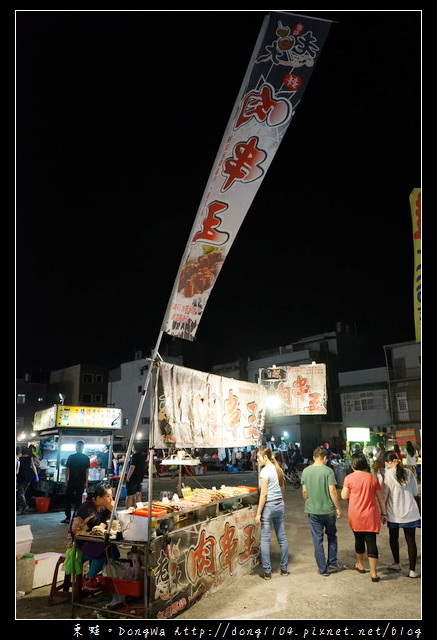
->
xmin=126 ymin=444 xmax=148 ymax=508
xmin=62 ymin=440 xmax=90 ymax=523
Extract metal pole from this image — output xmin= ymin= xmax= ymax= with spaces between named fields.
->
xmin=107 ymin=330 xmax=164 ymax=532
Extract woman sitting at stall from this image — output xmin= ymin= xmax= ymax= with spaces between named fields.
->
xmin=69 ymin=483 xmax=118 ymax=591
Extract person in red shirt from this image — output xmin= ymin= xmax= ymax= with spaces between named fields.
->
xmin=341 ymin=452 xmax=387 ymax=582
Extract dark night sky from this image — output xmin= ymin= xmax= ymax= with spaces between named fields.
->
xmin=15 ymin=10 xmax=421 ymax=377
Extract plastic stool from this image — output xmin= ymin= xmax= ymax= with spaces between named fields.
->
xmin=47 ymin=554 xmax=83 ymax=605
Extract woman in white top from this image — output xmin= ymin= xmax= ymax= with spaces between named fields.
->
xmin=255 ymin=446 xmax=289 ymax=579
xmin=405 ymin=441 xmax=419 ymax=478
xmin=382 ymin=451 xmax=421 ymax=578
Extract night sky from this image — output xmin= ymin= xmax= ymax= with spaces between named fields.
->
xmin=16 ymin=10 xmax=421 ymax=377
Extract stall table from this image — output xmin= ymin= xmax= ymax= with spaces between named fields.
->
xmin=71 ymin=488 xmax=259 ymax=619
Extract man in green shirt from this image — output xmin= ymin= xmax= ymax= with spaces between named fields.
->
xmin=301 ymin=446 xmax=343 ymax=576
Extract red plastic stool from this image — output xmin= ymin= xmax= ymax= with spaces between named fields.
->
xmin=47 ymin=554 xmax=83 ymax=605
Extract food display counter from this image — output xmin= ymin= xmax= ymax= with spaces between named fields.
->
xmin=71 ymin=485 xmax=259 ymax=619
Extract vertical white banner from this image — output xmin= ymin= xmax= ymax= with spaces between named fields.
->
xmin=162 ymin=12 xmax=332 ymax=341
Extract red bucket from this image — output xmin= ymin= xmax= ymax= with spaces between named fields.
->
xmin=35 ymin=497 xmax=51 ymax=513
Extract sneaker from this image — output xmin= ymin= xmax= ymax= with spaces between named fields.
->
xmin=320 ymin=571 xmax=330 ymax=576
xmin=61 ymin=518 xmax=70 ymax=524
xmin=82 ymin=577 xmax=101 ymax=592
xmin=280 ymin=569 xmax=290 ymax=576
xmin=329 ymin=563 xmax=346 ymax=573
xmin=408 ymin=570 xmax=419 ymax=579
xmin=264 ymin=573 xmax=272 ymax=580
xmin=389 ymin=563 xmax=402 ymax=572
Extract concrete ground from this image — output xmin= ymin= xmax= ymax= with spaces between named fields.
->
xmin=15 ymin=471 xmax=422 ymax=622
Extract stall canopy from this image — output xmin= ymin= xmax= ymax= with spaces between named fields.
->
xmin=152 ymin=362 xmax=266 ymax=449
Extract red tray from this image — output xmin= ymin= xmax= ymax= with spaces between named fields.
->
xmin=96 ymin=576 xmax=144 ymax=597
xmin=132 ymin=507 xmax=168 ymax=517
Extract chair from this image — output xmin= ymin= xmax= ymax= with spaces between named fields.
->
xmin=47 ymin=553 xmax=83 ymax=605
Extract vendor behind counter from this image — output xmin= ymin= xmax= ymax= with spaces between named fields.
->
xmin=68 ymin=482 xmax=119 ymax=591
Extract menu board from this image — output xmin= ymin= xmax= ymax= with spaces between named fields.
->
xmin=33 ymin=405 xmax=122 ymax=430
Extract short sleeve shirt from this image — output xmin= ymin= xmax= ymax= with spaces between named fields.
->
xmin=301 ymin=464 xmax=337 ymax=514
xmin=343 ymin=471 xmax=382 ymax=533
xmin=259 ymin=464 xmax=283 ymax=501
xmin=66 ymin=452 xmax=90 ymax=486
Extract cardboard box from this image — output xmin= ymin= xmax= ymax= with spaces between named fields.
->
xmin=32 ymin=552 xmax=65 ymax=589
xmin=16 ymin=524 xmax=33 ymax=555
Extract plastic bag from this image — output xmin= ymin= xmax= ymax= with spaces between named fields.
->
xmin=63 ymin=545 xmax=83 ymax=575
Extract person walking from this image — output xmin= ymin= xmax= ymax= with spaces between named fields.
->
xmin=341 ymin=452 xmax=387 ymax=582
xmin=126 ymin=443 xmax=148 ymax=508
xmin=254 ymin=445 xmax=289 ymax=579
xmin=301 ymin=446 xmax=344 ymax=576
xmin=16 ymin=445 xmax=38 ymax=514
xmin=382 ymin=450 xmax=421 ymax=578
xmin=62 ymin=440 xmax=90 ymax=524
xmin=405 ymin=441 xmax=419 ymax=479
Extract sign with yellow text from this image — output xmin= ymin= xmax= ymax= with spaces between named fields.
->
xmin=410 ymin=188 xmax=421 ymax=342
xmin=33 ymin=405 xmax=122 ymax=430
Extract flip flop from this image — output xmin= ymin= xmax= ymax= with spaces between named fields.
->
xmin=354 ymin=564 xmax=366 ymax=574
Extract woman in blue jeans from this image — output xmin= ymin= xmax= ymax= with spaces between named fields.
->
xmin=255 ymin=446 xmax=289 ymax=579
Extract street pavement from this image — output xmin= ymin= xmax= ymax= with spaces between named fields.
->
xmin=15 ymin=471 xmax=422 ymax=623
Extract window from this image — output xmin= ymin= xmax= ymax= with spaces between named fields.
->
xmin=141 ymin=417 xmax=150 ymax=425
xmin=17 ymin=393 xmax=26 ymax=404
xmin=83 ymin=373 xmax=94 ymax=383
xmin=396 ymin=392 xmax=409 ymax=420
xmin=95 ymin=374 xmax=104 ymax=384
xmin=342 ymin=390 xmax=388 ymax=413
xmin=82 ymin=393 xmax=93 ymax=403
xmin=94 ymin=393 xmax=103 ymax=403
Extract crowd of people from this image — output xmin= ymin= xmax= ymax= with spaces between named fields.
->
xmin=255 ymin=442 xmax=421 ymax=582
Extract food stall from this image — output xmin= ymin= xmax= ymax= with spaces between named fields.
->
xmin=32 ymin=404 xmax=122 ymax=506
xmin=71 ymin=361 xmax=266 ymax=619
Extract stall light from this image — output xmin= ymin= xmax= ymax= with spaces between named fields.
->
xmin=265 ymin=394 xmax=282 ymax=409
xmin=136 ymin=432 xmax=143 ymax=440
xmin=60 ymin=444 xmax=76 ymax=451
xmin=346 ymin=427 xmax=370 ymax=443
xmin=283 ymin=431 xmax=289 ymax=438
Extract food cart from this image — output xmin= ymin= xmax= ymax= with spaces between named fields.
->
xmin=32 ymin=404 xmax=122 ymax=507
xmin=71 ymin=361 xmax=266 ymax=619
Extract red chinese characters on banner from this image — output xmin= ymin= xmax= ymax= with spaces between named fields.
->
xmin=221 ymin=137 xmax=267 ymax=192
xmin=239 ymin=524 xmax=259 ymax=563
xmin=192 ymin=201 xmax=230 ymax=245
xmin=293 ymin=375 xmax=311 ymax=398
xmin=219 ymin=522 xmax=239 ymax=575
xmin=195 ymin=383 xmax=220 ymax=436
xmin=235 ymin=84 xmax=290 ymax=129
xmin=243 ymin=401 xmax=260 ymax=438
xmin=186 ymin=530 xmax=216 ymax=584
xmin=223 ymin=389 xmax=241 ymax=438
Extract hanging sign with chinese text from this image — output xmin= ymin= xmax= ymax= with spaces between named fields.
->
xmin=268 ymin=363 xmax=327 ymax=415
xmin=152 ymin=362 xmax=266 ymax=448
xmin=162 ymin=12 xmax=332 ymax=340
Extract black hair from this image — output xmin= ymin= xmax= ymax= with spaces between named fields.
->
xmin=350 ymin=452 xmax=370 ymax=472
xmin=406 ymin=441 xmax=416 ymax=457
xmin=91 ymin=483 xmax=112 ymax=499
xmin=384 ymin=450 xmax=408 ymax=486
